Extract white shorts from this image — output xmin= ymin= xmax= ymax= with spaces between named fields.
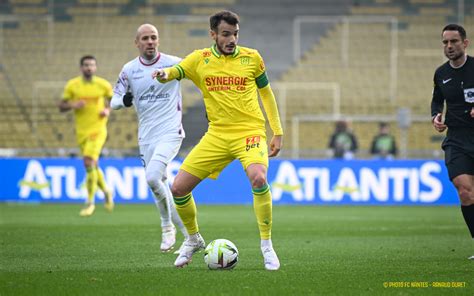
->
xmin=139 ymin=137 xmax=183 ymax=169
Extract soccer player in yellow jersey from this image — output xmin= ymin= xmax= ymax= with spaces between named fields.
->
xmin=59 ymin=55 xmax=114 ymax=217
xmin=153 ymin=11 xmax=283 ymax=270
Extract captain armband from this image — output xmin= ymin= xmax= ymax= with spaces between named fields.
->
xmin=256 ymin=72 xmax=269 ymax=89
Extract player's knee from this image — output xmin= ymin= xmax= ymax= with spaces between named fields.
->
xmin=453 ymin=178 xmax=474 ymax=206
xmin=83 ymin=157 xmax=95 ymax=168
xmin=458 ymin=188 xmax=474 ymax=205
xmin=454 ymin=182 xmax=474 ymax=205
xmin=171 ymin=183 xmax=188 ymax=198
xmin=146 ymin=176 xmax=159 ymax=191
xmin=251 ymin=173 xmax=267 ymax=189
xmin=145 ymin=170 xmax=163 ymax=191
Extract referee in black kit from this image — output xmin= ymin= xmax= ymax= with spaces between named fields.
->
xmin=431 ymin=24 xmax=474 ymax=260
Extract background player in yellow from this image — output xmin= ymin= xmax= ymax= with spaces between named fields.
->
xmin=153 ymin=11 xmax=283 ymax=270
xmin=59 ymin=55 xmax=114 ymax=217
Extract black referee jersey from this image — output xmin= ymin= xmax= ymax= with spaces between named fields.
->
xmin=431 ymin=55 xmax=474 ymax=128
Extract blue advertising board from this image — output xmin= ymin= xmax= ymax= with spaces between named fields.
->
xmin=0 ymin=158 xmax=458 ymax=205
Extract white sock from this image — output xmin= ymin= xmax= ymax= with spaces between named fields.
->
xmin=261 ymin=239 xmax=273 ymax=250
xmin=171 ymin=203 xmax=189 ymax=239
xmin=146 ymin=160 xmax=188 ymax=236
xmin=153 ymin=193 xmax=173 ymax=229
xmin=146 ymin=160 xmax=173 ymax=228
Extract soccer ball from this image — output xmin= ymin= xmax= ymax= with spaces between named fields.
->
xmin=203 ymin=239 xmax=239 ymax=270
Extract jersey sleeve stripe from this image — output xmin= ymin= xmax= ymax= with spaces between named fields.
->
xmin=175 ymin=65 xmax=185 ymax=80
xmin=255 ymin=72 xmax=269 ymax=89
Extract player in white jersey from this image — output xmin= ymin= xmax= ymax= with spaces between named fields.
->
xmin=111 ymin=24 xmax=188 ymax=252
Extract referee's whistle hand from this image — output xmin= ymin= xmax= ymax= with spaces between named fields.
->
xmin=433 ymin=113 xmax=447 ymax=132
xmin=268 ymin=135 xmax=282 ymax=157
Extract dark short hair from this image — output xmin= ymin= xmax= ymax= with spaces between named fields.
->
xmin=379 ymin=122 xmax=389 ymax=129
xmin=80 ymin=55 xmax=96 ymax=66
xmin=442 ymin=24 xmax=467 ymax=40
xmin=210 ymin=10 xmax=239 ymax=32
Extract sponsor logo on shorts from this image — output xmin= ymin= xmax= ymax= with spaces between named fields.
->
xmin=246 ymin=136 xmax=261 ymax=151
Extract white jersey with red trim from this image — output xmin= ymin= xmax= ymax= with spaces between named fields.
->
xmin=112 ymin=53 xmax=184 ymax=145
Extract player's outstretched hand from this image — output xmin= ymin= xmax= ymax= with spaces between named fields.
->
xmin=432 ymin=113 xmax=447 ymax=132
xmin=152 ymin=69 xmax=167 ymax=81
xmin=269 ymin=135 xmax=282 ymax=157
xmin=123 ymin=92 xmax=133 ymax=107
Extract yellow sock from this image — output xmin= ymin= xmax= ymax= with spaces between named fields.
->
xmin=174 ymin=193 xmax=199 ymax=235
xmin=86 ymin=167 xmax=98 ymax=204
xmin=253 ymin=183 xmax=272 ymax=240
xmin=96 ymin=167 xmax=109 ymax=195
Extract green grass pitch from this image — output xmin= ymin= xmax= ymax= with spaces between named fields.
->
xmin=1 ymin=204 xmax=473 ymax=295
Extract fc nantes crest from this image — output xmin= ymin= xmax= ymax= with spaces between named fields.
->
xmin=240 ymin=56 xmax=250 ymax=65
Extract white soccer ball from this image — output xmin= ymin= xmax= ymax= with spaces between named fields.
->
xmin=204 ymin=239 xmax=239 ymax=270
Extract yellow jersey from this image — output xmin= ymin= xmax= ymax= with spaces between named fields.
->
xmin=62 ymin=76 xmax=113 ymax=143
xmin=166 ymin=45 xmax=283 ymax=136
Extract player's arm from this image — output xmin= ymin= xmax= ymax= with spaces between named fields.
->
xmin=111 ymin=69 xmax=133 ymax=110
xmin=153 ymin=51 xmax=198 ymax=83
xmin=258 ymin=85 xmax=283 ymax=136
xmin=430 ymin=73 xmax=447 ymax=132
xmin=100 ymin=95 xmax=112 ymax=117
xmin=58 ymin=99 xmax=85 ymax=112
xmin=58 ymin=81 xmax=84 ymax=112
xmin=257 ymin=83 xmax=283 ymax=157
xmin=152 ymin=67 xmax=182 ymax=83
xmin=255 ymin=53 xmax=283 ymax=157
xmin=99 ymin=81 xmax=113 ymax=117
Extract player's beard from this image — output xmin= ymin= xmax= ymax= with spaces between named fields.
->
xmin=83 ymin=72 xmax=93 ymax=80
xmin=216 ymin=38 xmax=235 ymax=56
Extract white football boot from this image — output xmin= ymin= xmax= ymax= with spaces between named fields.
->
xmin=468 ymin=255 xmax=474 ymax=260
xmin=174 ymin=233 xmax=205 ymax=268
xmin=160 ymin=225 xmax=176 ymax=253
xmin=173 ymin=241 xmax=186 ymax=255
xmin=262 ymin=247 xmax=280 ymax=271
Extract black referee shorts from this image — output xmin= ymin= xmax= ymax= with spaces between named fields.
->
xmin=442 ymin=127 xmax=474 ymax=180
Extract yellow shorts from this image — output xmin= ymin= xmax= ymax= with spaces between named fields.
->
xmin=78 ymin=131 xmax=107 ymax=161
xmin=181 ymin=132 xmax=268 ymax=180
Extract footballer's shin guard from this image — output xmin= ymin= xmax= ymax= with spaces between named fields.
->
xmin=253 ymin=183 xmax=272 ymax=240
xmin=173 ymin=193 xmax=199 ymax=235
xmin=85 ymin=166 xmax=98 ymax=204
